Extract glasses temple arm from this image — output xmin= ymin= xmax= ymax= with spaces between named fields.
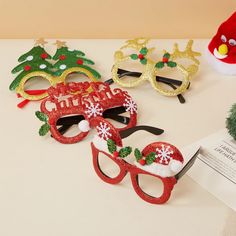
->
xmin=163 ymin=82 xmax=186 ymax=104
xmin=104 ymin=114 xmax=130 ymax=125
xmin=105 ymin=68 xmax=188 ymax=87
xmin=55 ymin=124 xmax=73 ymax=136
xmin=174 ymin=147 xmax=201 ymax=181
xmin=120 ymin=125 xmax=164 ymax=139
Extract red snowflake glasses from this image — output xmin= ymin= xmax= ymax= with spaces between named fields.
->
xmin=36 ymin=81 xmax=137 ymax=144
xmin=90 ymin=117 xmax=200 ymax=204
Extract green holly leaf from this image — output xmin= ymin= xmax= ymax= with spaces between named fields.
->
xmin=145 ymin=152 xmax=156 ymax=165
xmin=163 ymin=52 xmax=170 ymax=59
xmin=155 ymin=61 xmax=164 ymax=69
xmin=134 ymin=148 xmax=142 ymax=161
xmin=140 ymin=58 xmax=147 ymax=65
xmin=35 ymin=111 xmax=48 ymax=122
xmin=107 ymin=139 xmax=117 ymax=154
xmin=140 ymin=47 xmax=148 ymax=56
xmin=39 ymin=123 xmax=50 ymax=136
xmin=119 ymin=146 xmax=132 ymax=158
xmin=167 ymin=61 xmax=177 ymax=68
xmin=130 ymin=54 xmax=138 ymax=60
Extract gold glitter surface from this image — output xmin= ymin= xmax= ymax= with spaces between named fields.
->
xmin=112 ymin=38 xmax=201 ymax=96
xmin=16 ymin=67 xmax=97 ymax=101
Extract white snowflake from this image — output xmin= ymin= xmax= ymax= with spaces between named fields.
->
xmin=96 ymin=122 xmax=112 ymax=140
xmin=155 ymin=144 xmax=174 ymax=164
xmin=123 ymin=97 xmax=137 ymax=114
xmin=85 ymin=103 xmax=103 ymax=118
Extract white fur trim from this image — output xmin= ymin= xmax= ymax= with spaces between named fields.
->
xmin=213 ymin=48 xmax=228 ymax=59
xmin=92 ymin=135 xmax=121 ymax=154
xmin=170 ymin=160 xmax=183 ymax=173
xmin=78 ymin=120 xmax=90 ymax=132
xmin=92 ymin=135 xmax=110 ymax=153
xmin=135 ymin=160 xmax=183 ymax=178
xmin=205 ymin=48 xmax=236 ymax=75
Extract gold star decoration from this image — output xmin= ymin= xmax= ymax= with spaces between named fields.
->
xmin=54 ymin=40 xmax=66 ymax=48
xmin=35 ymin=38 xmax=48 ymax=47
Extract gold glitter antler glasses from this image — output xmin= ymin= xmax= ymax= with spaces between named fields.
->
xmin=107 ymin=38 xmax=201 ymax=104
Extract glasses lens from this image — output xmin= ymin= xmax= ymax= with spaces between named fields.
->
xmin=115 ymin=52 xmax=145 ymax=85
xmin=56 ymin=114 xmax=86 ymax=138
xmin=98 ymin=151 xmax=122 ymax=178
xmin=137 ymin=174 xmax=164 ymax=198
xmin=104 ymin=106 xmax=131 ymax=129
xmin=24 ymin=76 xmax=50 ymax=91
xmin=155 ymin=66 xmax=189 ymax=94
xmin=65 ymin=72 xmax=90 ymax=84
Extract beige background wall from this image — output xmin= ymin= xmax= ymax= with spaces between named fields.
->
xmin=0 ymin=0 xmax=235 ymax=38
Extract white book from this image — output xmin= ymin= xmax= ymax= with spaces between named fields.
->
xmin=182 ymin=129 xmax=236 ymax=211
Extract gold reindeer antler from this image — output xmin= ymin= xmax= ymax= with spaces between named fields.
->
xmin=171 ymin=40 xmax=201 ymax=65
xmin=121 ymin=37 xmax=150 ymax=51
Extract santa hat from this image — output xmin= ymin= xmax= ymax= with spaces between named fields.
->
xmin=136 ymin=142 xmax=184 ymax=178
xmin=90 ymin=117 xmax=123 ymax=153
xmin=207 ymin=12 xmax=236 ymax=75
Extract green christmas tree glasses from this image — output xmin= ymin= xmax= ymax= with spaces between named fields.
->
xmin=10 ymin=39 xmax=101 ymax=105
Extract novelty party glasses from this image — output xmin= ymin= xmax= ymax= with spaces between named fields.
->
xmin=36 ymin=81 xmax=137 ymax=144
xmin=10 ymin=39 xmax=101 ymax=107
xmin=110 ymin=38 xmax=201 ymax=102
xmin=90 ymin=117 xmax=200 ymax=204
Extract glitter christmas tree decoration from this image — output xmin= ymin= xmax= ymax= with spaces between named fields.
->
xmin=10 ymin=39 xmax=101 ymax=108
xmin=10 ymin=38 xmax=53 ymax=103
xmin=207 ymin=12 xmax=236 ymax=75
xmin=36 ymin=81 xmax=137 ymax=144
xmin=52 ymin=40 xmax=101 ymax=79
xmin=110 ymin=38 xmax=201 ymax=103
xmin=90 ymin=116 xmax=200 ymax=204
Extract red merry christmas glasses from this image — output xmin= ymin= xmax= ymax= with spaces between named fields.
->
xmin=36 ymin=81 xmax=137 ymax=144
xmin=90 ymin=117 xmax=200 ymax=204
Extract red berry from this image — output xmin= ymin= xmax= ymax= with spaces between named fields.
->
xmin=77 ymin=59 xmax=83 ymax=65
xmin=113 ymin=151 xmax=119 ymax=158
xmin=139 ymin=159 xmax=146 ymax=166
xmin=162 ymin=57 xmax=168 ymax=63
xmin=59 ymin=55 xmax=66 ymax=60
xmin=138 ymin=54 xmax=144 ymax=60
xmin=41 ymin=53 xmax=48 ymax=59
xmin=24 ymin=65 xmax=31 ymax=71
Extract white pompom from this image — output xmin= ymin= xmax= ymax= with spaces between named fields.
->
xmin=170 ymin=160 xmax=183 ymax=173
xmin=78 ymin=120 xmax=90 ymax=132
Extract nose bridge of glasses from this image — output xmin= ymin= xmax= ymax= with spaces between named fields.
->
xmin=142 ymin=61 xmax=156 ymax=81
xmin=124 ymin=161 xmax=134 ymax=171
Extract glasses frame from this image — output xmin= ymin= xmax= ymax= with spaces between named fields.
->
xmin=90 ymin=117 xmax=200 ymax=204
xmin=110 ymin=38 xmax=200 ymax=102
xmin=39 ymin=82 xmax=138 ymax=144
xmin=16 ymin=67 xmax=97 ymax=101
xmin=112 ymin=55 xmax=191 ymax=97
xmin=92 ymin=143 xmax=177 ymax=204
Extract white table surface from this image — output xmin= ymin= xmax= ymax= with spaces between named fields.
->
xmin=0 ymin=39 xmax=236 ymax=236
